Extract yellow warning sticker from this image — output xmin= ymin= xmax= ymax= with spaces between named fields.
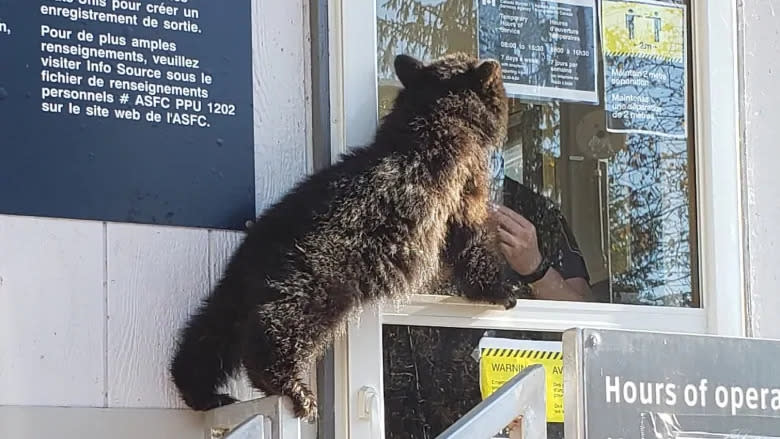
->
xmin=601 ymin=0 xmax=686 ymax=62
xmin=478 ymin=338 xmax=564 ymax=423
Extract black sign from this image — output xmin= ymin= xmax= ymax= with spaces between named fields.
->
xmin=0 ymin=0 xmax=254 ymax=230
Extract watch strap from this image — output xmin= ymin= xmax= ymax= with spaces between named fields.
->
xmin=515 ymin=258 xmax=550 ymax=284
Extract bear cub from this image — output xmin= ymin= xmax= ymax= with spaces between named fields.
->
xmin=169 ymin=52 xmax=515 ymax=423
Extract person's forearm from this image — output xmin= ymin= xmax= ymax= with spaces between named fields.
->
xmin=528 ymin=267 xmax=587 ymax=301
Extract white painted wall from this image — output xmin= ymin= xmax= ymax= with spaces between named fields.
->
xmin=740 ymin=0 xmax=780 ymax=339
xmin=0 ymin=0 xmax=312 ymax=435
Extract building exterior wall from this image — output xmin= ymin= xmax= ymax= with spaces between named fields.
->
xmin=0 ymin=0 xmax=312 ymax=423
xmin=741 ymin=0 xmax=780 ymax=339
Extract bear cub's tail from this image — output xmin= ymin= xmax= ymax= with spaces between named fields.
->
xmin=169 ymin=283 xmax=245 ymax=410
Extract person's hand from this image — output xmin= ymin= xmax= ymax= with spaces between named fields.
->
xmin=493 ymin=205 xmax=543 ymax=276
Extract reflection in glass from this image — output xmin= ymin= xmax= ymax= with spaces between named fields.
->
xmin=376 ymin=0 xmax=698 ymax=307
xmin=382 ymin=325 xmax=563 ymax=439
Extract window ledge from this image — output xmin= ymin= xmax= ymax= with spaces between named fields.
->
xmin=381 ymin=294 xmax=707 ymax=333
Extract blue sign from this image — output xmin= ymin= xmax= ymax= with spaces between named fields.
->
xmin=478 ymin=0 xmax=598 ymax=105
xmin=601 ymin=0 xmax=688 ymax=138
xmin=0 ymin=1 xmax=254 ymax=230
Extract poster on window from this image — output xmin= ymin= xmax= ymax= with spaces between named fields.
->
xmin=601 ymin=0 xmax=688 ymax=138
xmin=478 ymin=0 xmax=599 ymax=104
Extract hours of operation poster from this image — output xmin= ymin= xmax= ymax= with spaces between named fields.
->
xmin=478 ymin=0 xmax=598 ymax=104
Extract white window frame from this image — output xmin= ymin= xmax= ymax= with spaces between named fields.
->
xmin=327 ymin=1 xmax=745 ymax=437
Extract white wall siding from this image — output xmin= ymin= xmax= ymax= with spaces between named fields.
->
xmin=106 ymin=224 xmax=210 ymax=408
xmin=0 ymin=406 xmax=203 ymax=439
xmin=0 ymin=216 xmax=105 ymax=407
xmin=252 ymin=0 xmax=313 ymax=212
xmin=740 ymin=0 xmax=780 ymax=339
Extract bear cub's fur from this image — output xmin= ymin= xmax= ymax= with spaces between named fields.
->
xmin=169 ymin=53 xmax=515 ymax=422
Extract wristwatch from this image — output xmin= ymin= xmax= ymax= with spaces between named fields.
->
xmin=515 ymin=258 xmax=550 ymax=285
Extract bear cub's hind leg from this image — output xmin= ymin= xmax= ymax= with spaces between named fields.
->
xmin=242 ymin=306 xmax=320 ymax=423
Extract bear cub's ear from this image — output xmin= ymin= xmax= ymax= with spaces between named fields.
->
xmin=394 ymin=54 xmax=425 ymax=89
xmin=474 ymin=59 xmax=500 ymax=84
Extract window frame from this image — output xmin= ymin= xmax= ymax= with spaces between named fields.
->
xmin=327 ymin=1 xmax=745 ymax=437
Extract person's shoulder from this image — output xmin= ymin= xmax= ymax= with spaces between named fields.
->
xmin=503 ymin=178 xmax=560 ymax=216
xmin=504 ymin=178 xmax=537 ymax=200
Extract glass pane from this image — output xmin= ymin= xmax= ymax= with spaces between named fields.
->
xmin=376 ymin=0 xmax=698 ymax=307
xmin=383 ymin=324 xmax=563 ymax=439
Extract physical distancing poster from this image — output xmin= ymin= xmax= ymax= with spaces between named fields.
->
xmin=601 ymin=0 xmax=688 ymax=138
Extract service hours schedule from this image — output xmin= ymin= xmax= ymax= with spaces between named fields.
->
xmin=478 ymin=0 xmax=598 ymax=105
xmin=0 ymin=0 xmax=255 ymax=230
